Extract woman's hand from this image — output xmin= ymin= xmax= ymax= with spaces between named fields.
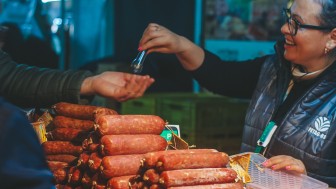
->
xmin=262 ymin=155 xmax=307 ymax=175
xmin=80 ymin=71 xmax=154 ymax=102
xmin=138 ymin=23 xmax=205 ymax=71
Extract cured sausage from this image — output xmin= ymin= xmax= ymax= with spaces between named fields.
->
xmin=52 ymin=102 xmax=98 ymax=120
xmin=142 ymin=149 xmax=218 ymax=168
xmin=42 ymin=141 xmax=83 ymax=156
xmin=106 ymin=175 xmax=136 ymax=189
xmin=91 ymin=173 xmax=107 ymax=189
xmin=95 ymin=115 xmax=165 ymax=136
xmin=167 ymin=182 xmax=244 ymax=189
xmin=77 ymin=151 xmax=90 ymax=169
xmin=88 ymin=152 xmax=103 ymax=173
xmin=67 ymin=166 xmax=83 ymax=185
xmin=51 ymin=167 xmax=69 ymax=184
xmin=143 ymin=169 xmax=160 ymax=184
xmin=100 ymin=134 xmax=167 ymax=156
xmin=100 ymin=154 xmax=144 ymax=178
xmin=53 ymin=115 xmax=95 ymax=131
xmin=149 ymin=184 xmax=163 ymax=189
xmin=47 ymin=161 xmax=69 ymax=171
xmin=158 ymin=168 xmax=237 ymax=188
xmin=46 ymin=154 xmax=77 ymax=164
xmin=156 ymin=152 xmax=229 ymax=172
xmin=46 ymin=128 xmax=89 ymax=142
xmin=93 ymin=107 xmax=118 ymax=121
xmin=82 ymin=132 xmax=100 ymax=152
xmin=81 ymin=171 xmax=94 ymax=188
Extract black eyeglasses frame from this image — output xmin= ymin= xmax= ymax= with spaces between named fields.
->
xmin=282 ymin=8 xmax=334 ymax=36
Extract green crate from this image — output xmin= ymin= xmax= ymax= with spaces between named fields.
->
xmin=120 ymin=92 xmax=222 ymax=115
xmin=159 ymin=97 xmax=249 ymax=153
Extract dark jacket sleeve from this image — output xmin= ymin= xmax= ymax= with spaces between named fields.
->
xmin=190 ymin=50 xmax=269 ymax=99
xmin=0 ymin=98 xmax=55 ymax=189
xmin=0 ymin=50 xmax=93 ymax=108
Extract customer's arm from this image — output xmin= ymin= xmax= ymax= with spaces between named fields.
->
xmin=0 ymin=51 xmax=154 ymax=108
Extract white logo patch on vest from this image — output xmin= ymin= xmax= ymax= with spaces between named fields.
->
xmin=307 ymin=117 xmax=330 ymax=139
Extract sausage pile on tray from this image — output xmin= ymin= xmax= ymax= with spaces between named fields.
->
xmin=41 ymin=102 xmax=243 ymax=189
xmin=134 ymin=149 xmax=244 ymax=189
xmin=42 ymin=102 xmax=117 ymax=188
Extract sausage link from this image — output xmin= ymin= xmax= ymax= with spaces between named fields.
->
xmin=156 ymin=152 xmax=229 ymax=172
xmin=143 ymin=169 xmax=160 ymax=184
xmin=95 ymin=115 xmax=165 ymax=136
xmin=91 ymin=173 xmax=107 ymax=189
xmin=167 ymin=182 xmax=244 ymax=189
xmin=143 ymin=149 xmax=218 ymax=168
xmin=149 ymin=184 xmax=163 ymax=189
xmin=47 ymin=161 xmax=69 ymax=171
xmin=46 ymin=154 xmax=78 ymax=164
xmin=88 ymin=152 xmax=103 ymax=173
xmin=106 ymin=175 xmax=136 ymax=189
xmin=53 ymin=116 xmax=95 ymax=131
xmin=82 ymin=132 xmax=100 ymax=152
xmin=46 ymin=128 xmax=89 ymax=142
xmin=51 ymin=167 xmax=69 ymax=184
xmin=159 ymin=168 xmax=237 ymax=187
xmin=93 ymin=107 xmax=118 ymax=121
xmin=52 ymin=102 xmax=98 ymax=120
xmin=100 ymin=154 xmax=144 ymax=179
xmin=42 ymin=141 xmax=83 ymax=156
xmin=100 ymin=135 xmax=167 ymax=156
xmin=81 ymin=171 xmax=94 ymax=188
xmin=67 ymin=166 xmax=83 ymax=186
xmin=77 ymin=152 xmax=90 ymax=169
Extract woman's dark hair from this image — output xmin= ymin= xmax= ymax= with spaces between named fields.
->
xmin=316 ymin=0 xmax=336 ymax=57
xmin=317 ymin=0 xmax=336 ymax=27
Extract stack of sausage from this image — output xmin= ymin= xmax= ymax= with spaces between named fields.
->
xmin=77 ymin=113 xmax=168 ymax=188
xmin=130 ymin=149 xmax=244 ymax=189
xmin=41 ymin=102 xmax=117 ymax=188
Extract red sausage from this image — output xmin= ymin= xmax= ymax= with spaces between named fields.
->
xmin=95 ymin=115 xmax=166 ymax=136
xmin=149 ymin=184 xmax=163 ymax=189
xmin=53 ymin=116 xmax=95 ymax=131
xmin=51 ymin=167 xmax=69 ymax=184
xmin=100 ymin=154 xmax=144 ymax=179
xmin=93 ymin=107 xmax=118 ymax=121
xmin=91 ymin=173 xmax=107 ymax=189
xmin=159 ymin=168 xmax=237 ymax=187
xmin=142 ymin=149 xmax=218 ymax=168
xmin=46 ymin=154 xmax=78 ymax=164
xmin=107 ymin=175 xmax=136 ymax=189
xmin=88 ymin=152 xmax=103 ymax=173
xmin=81 ymin=171 xmax=94 ymax=188
xmin=143 ymin=169 xmax=160 ymax=184
xmin=156 ymin=152 xmax=229 ymax=171
xmin=42 ymin=141 xmax=83 ymax=156
xmin=82 ymin=132 xmax=100 ymax=152
xmin=47 ymin=161 xmax=69 ymax=171
xmin=67 ymin=166 xmax=83 ymax=185
xmin=52 ymin=102 xmax=98 ymax=120
xmin=100 ymin=134 xmax=167 ymax=156
xmin=167 ymin=182 xmax=244 ymax=189
xmin=77 ymin=152 xmax=90 ymax=169
xmin=46 ymin=128 xmax=89 ymax=142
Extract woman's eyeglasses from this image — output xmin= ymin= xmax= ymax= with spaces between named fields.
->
xmin=282 ymin=8 xmax=334 ymax=36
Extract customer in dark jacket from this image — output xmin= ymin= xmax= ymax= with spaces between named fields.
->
xmin=0 ymin=98 xmax=55 ymax=188
xmin=0 ymin=50 xmax=154 ymax=108
xmin=138 ymin=0 xmax=336 ymax=186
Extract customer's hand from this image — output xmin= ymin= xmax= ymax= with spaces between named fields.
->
xmin=138 ymin=23 xmax=204 ymax=71
xmin=80 ymin=71 xmax=154 ymax=102
xmin=262 ymin=155 xmax=307 ymax=175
